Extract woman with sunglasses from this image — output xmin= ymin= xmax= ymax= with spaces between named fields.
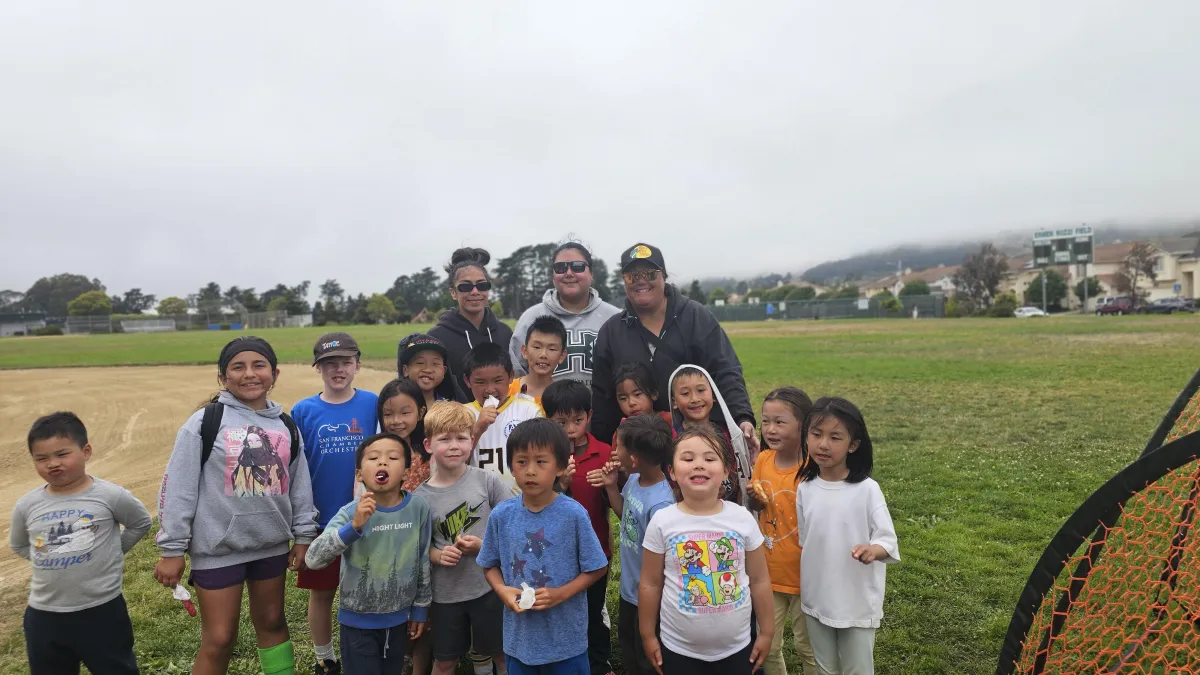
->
xmin=589 ymin=242 xmax=760 ymax=457
xmin=429 ymin=247 xmax=513 ymax=401
xmin=509 ymin=241 xmax=620 ymax=388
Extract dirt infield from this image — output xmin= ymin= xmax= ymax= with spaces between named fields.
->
xmin=0 ymin=364 xmax=397 ymax=634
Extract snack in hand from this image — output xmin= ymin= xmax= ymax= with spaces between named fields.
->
xmin=750 ymin=480 xmax=770 ymax=503
xmin=173 ymin=584 xmax=197 ymax=617
xmin=518 ymin=582 xmax=536 ymax=610
xmin=484 ymin=395 xmax=499 ymax=409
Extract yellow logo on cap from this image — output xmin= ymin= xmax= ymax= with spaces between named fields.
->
xmin=632 ymin=245 xmax=652 ymax=259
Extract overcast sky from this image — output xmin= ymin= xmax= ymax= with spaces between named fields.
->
xmin=2 ymin=1 xmax=1198 ymax=300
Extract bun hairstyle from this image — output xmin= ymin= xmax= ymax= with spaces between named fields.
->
xmin=552 ymin=240 xmax=594 ymax=267
xmin=445 ymin=247 xmax=492 ymax=286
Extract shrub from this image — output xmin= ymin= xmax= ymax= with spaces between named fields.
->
xmin=33 ymin=325 xmax=64 ymax=336
xmin=945 ymin=298 xmax=968 ymax=318
xmin=880 ymin=296 xmax=903 ymax=313
xmin=991 ymin=292 xmax=1018 ymax=318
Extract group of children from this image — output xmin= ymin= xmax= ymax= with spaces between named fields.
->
xmin=10 ymin=315 xmax=900 ymax=675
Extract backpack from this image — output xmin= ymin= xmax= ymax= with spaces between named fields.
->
xmin=199 ymin=401 xmax=302 ymax=467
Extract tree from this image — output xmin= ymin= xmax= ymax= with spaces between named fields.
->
xmin=1074 ymin=277 xmax=1103 ymax=305
xmin=835 ymin=284 xmax=860 ymax=299
xmin=266 ymin=296 xmax=290 ymax=313
xmin=873 ymin=291 xmax=903 ymax=313
xmin=1025 ymin=269 xmax=1069 ymax=310
xmin=1116 ymin=242 xmax=1158 ymax=308
xmin=686 ymin=280 xmax=707 ymax=305
xmin=386 ymin=267 xmax=442 ymax=316
xmin=67 ymin=290 xmax=113 ymax=316
xmin=312 ymin=300 xmax=326 ymax=327
xmin=493 ymin=244 xmax=555 ymax=316
xmin=708 ymin=287 xmax=728 ymax=304
xmin=319 ymin=279 xmax=345 ymax=316
xmin=608 ymin=260 xmax=627 ymax=303
xmin=785 ymin=286 xmax=816 ymax=301
xmin=591 ymin=259 xmax=612 ymax=303
xmin=953 ymin=244 xmax=1009 ymax=308
xmin=736 ymin=281 xmax=749 ymax=296
xmin=392 ymin=295 xmax=412 ymax=323
xmin=0 ymin=290 xmax=24 ymax=311
xmin=899 ymin=280 xmax=930 ymax=296
xmin=157 ymin=296 xmax=188 ymax=316
xmin=991 ymin=291 xmax=1019 ymax=318
xmin=22 ymin=274 xmax=104 ymax=316
xmin=365 ymin=293 xmax=398 ymax=324
xmin=117 ymin=288 xmax=156 ymax=314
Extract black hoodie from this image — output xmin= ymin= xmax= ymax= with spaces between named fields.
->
xmin=590 ymin=284 xmax=755 ymax=444
xmin=428 ymin=307 xmax=514 ymax=401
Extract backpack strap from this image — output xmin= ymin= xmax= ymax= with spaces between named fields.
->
xmin=280 ymin=412 xmax=302 ymax=465
xmin=199 ymin=401 xmax=224 ymax=466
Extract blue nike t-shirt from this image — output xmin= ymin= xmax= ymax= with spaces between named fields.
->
xmin=477 ymin=494 xmax=608 ymax=666
xmin=291 ymin=389 xmax=379 ymax=527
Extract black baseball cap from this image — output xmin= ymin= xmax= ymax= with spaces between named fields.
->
xmin=313 ymin=332 xmax=360 ymax=364
xmin=619 ymin=243 xmax=667 ymax=274
xmin=397 ymin=333 xmax=449 ymax=368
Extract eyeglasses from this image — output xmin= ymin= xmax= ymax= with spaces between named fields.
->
xmin=623 ymin=269 xmax=661 ymax=284
xmin=455 ymin=281 xmax=492 ymax=293
xmin=553 ymin=261 xmax=589 ymax=275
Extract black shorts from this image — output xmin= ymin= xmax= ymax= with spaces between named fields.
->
xmin=429 ymin=591 xmax=504 ymax=661
xmin=25 ymin=595 xmax=138 ymax=675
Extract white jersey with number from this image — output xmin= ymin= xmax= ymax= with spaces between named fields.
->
xmin=467 ymin=395 xmax=544 ymax=494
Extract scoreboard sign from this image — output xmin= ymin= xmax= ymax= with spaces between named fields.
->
xmin=1033 ymin=225 xmax=1093 ymax=267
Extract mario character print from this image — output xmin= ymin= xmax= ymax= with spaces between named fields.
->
xmin=223 ymin=426 xmax=292 ymax=497
xmin=669 ymin=531 xmax=748 ymax=615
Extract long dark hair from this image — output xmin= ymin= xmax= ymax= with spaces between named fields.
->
xmin=761 ymin=386 xmax=814 ymax=468
xmin=378 ymin=378 xmax=429 ymax=460
xmin=798 ymin=397 xmax=873 ymax=484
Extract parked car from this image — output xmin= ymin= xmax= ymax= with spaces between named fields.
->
xmin=1015 ymin=306 xmax=1048 ymax=318
xmin=1141 ymin=297 xmax=1196 ymax=314
xmin=1096 ymin=296 xmax=1134 ymax=315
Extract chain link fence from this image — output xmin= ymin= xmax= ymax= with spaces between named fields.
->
xmin=57 ymin=311 xmax=313 ymax=334
xmin=707 ymin=293 xmax=945 ymax=322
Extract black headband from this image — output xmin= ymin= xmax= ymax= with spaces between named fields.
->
xmin=218 ymin=336 xmax=278 ymax=376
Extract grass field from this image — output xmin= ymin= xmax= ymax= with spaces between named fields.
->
xmin=2 ymin=315 xmax=1199 ymax=674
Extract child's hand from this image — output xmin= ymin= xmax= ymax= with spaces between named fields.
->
xmin=455 ymin=535 xmax=482 ymax=556
xmin=642 ymin=635 xmax=664 ymax=675
xmin=352 ymin=493 xmax=377 ymax=531
xmin=586 ymin=467 xmax=609 ymax=488
xmin=749 ymin=631 xmax=773 ymax=671
xmin=409 ymin=621 xmax=426 ymax=640
xmin=851 ymin=544 xmax=887 ymax=564
xmin=476 ymin=405 xmax=500 ymax=430
xmin=740 ymin=421 xmax=760 ymax=454
xmin=499 ymin=586 xmax=527 ymax=613
xmin=288 ymin=544 xmax=309 ymax=572
xmin=438 ymin=544 xmax=462 ymax=567
xmin=557 ymin=455 xmax=576 ymax=492
xmin=532 ymin=585 xmax=567 ymax=611
xmin=153 ymin=556 xmax=186 ymax=588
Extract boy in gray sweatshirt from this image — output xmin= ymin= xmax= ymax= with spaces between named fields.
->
xmin=11 ymin=412 xmax=152 ymax=675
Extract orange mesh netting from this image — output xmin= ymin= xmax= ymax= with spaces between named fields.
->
xmin=1163 ymin=388 xmax=1200 ymax=445
xmin=1010 ymin=458 xmax=1200 ymax=673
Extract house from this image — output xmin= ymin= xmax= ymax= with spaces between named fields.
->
xmin=861 ymin=265 xmax=959 ymax=298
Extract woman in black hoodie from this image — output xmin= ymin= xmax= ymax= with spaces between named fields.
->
xmin=428 ymin=247 xmax=513 ymax=401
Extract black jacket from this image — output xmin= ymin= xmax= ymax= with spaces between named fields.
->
xmin=590 ymin=285 xmax=755 ymax=444
xmin=428 ymin=307 xmax=514 ymax=401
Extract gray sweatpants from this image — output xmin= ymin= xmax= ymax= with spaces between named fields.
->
xmin=804 ymin=617 xmax=876 ymax=675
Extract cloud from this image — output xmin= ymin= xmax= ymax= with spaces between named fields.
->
xmin=1 ymin=0 xmax=1197 ymax=297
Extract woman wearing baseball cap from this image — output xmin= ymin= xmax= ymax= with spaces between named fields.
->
xmin=590 ymin=243 xmax=759 ymax=453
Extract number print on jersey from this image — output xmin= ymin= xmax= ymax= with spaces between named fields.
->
xmin=477 ymin=447 xmax=508 ymax=475
xmin=555 ymin=330 xmax=597 ymax=376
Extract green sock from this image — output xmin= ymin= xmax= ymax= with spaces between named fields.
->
xmin=258 ymin=640 xmax=295 ymax=675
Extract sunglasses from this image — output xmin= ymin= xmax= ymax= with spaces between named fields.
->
xmin=455 ymin=281 xmax=492 ymax=293
xmin=623 ymin=269 xmax=661 ymax=284
xmin=553 ymin=261 xmax=589 ymax=275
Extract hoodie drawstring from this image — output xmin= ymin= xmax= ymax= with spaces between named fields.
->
xmin=465 ymin=331 xmax=473 ymax=349
xmin=384 ymin=627 xmax=390 ymax=659
xmin=486 ymin=326 xmax=493 ymax=343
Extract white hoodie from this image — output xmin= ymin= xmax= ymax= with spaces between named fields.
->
xmin=667 ymin=363 xmax=754 ymax=488
xmin=509 ymin=288 xmax=620 ymax=386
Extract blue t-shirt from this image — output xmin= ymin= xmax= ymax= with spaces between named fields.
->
xmin=477 ymin=494 xmax=608 ymax=666
xmin=618 ymin=474 xmax=676 ymax=605
xmin=291 ymin=389 xmax=379 ymax=527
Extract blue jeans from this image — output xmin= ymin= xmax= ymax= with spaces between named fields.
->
xmin=505 ymin=650 xmax=590 ymax=675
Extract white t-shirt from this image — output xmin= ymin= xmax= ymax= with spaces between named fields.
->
xmin=467 ymin=395 xmax=543 ymax=493
xmin=796 ymin=477 xmax=899 ymax=629
xmin=643 ymin=502 xmax=764 ymax=660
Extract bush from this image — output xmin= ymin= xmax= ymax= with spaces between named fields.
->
xmin=991 ymin=292 xmax=1018 ymax=318
xmin=945 ymin=298 xmax=968 ymax=318
xmin=33 ymin=325 xmax=64 ymax=336
xmin=880 ymin=296 xmax=903 ymax=313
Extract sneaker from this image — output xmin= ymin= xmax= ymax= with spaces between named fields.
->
xmin=314 ymin=659 xmax=342 ymax=675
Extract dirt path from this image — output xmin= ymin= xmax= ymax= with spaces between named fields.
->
xmin=0 ymin=364 xmax=397 ymax=635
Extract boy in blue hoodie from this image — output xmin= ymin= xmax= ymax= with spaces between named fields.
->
xmin=306 ymin=433 xmax=432 ymax=675
xmin=291 ymin=331 xmax=379 ymax=675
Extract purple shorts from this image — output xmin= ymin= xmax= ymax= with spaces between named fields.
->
xmin=188 ymin=553 xmax=290 ymax=590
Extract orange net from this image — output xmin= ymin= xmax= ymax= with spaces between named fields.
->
xmin=1164 ymin=387 xmax=1200 ymax=445
xmin=1010 ymin=458 xmax=1200 ymax=673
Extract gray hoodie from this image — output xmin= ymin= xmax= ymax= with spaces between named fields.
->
xmin=509 ymin=288 xmax=620 ymax=386
xmin=156 ymin=390 xmax=319 ymax=570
